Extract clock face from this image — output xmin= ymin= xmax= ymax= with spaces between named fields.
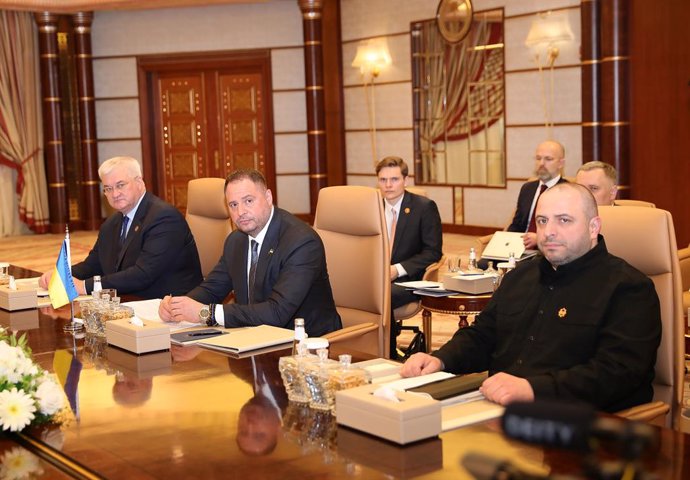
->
xmin=436 ymin=0 xmax=473 ymax=43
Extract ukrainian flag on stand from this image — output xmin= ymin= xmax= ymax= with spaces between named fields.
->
xmin=48 ymin=237 xmax=79 ymax=308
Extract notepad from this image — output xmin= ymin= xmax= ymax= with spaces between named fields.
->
xmin=195 ymin=324 xmax=294 ymax=353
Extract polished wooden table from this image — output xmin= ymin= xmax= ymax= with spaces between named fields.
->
xmin=420 ymin=293 xmax=492 ymax=351
xmin=2 ymin=267 xmax=690 ymax=479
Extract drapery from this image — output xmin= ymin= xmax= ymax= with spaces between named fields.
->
xmin=0 ymin=11 xmax=49 ymax=235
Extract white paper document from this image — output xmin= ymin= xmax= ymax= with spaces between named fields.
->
xmin=381 ymin=371 xmax=455 ymax=391
xmin=394 ymin=280 xmax=444 ymax=289
xmin=122 ymin=298 xmax=198 ymax=332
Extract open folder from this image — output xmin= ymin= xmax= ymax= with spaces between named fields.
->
xmin=194 ymin=324 xmax=294 ymax=354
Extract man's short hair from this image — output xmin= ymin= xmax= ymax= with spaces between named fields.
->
xmin=225 ymin=169 xmax=268 ymax=190
xmin=547 ymin=182 xmax=599 ymax=220
xmin=375 ymin=156 xmax=409 ymax=177
xmin=577 ymin=161 xmax=618 ymax=184
xmin=99 ymin=156 xmax=142 ymax=180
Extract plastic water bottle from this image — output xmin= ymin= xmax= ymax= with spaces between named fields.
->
xmin=92 ymin=275 xmax=102 ymax=299
xmin=468 ymin=247 xmax=478 ymax=271
xmin=292 ymin=318 xmax=306 ymax=355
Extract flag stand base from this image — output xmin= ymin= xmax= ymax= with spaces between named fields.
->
xmin=63 ymin=302 xmax=83 ymax=332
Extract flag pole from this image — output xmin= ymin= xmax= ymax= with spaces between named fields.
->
xmin=63 ymin=226 xmax=83 ymax=333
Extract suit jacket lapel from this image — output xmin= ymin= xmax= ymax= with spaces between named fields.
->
xmin=116 ymin=192 xmax=150 ymax=269
xmin=391 ymin=192 xmax=412 ymax=258
xmin=251 ymin=210 xmax=281 ymax=302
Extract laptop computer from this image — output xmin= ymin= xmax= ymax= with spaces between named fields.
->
xmin=480 ymin=231 xmax=538 ymax=262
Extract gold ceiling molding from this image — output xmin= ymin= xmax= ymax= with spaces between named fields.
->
xmin=0 ymin=0 xmax=273 ymax=13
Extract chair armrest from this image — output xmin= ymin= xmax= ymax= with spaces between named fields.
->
xmin=615 ymin=401 xmax=669 ymax=424
xmin=323 ymin=323 xmax=379 ymax=344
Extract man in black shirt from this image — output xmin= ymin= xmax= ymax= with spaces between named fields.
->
xmin=402 ymin=183 xmax=661 ymax=412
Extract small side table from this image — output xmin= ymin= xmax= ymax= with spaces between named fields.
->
xmin=420 ymin=293 xmax=492 ymax=352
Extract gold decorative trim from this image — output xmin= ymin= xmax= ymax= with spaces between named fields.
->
xmin=305 ymin=86 xmax=323 ymax=91
xmin=302 ymin=12 xmax=322 ymax=20
xmin=46 ymin=140 xmax=63 ymax=145
xmin=40 ymin=53 xmax=58 ymax=59
xmin=74 ymin=26 xmax=91 ymax=34
xmin=76 ymin=53 xmax=92 ymax=59
xmin=79 ymin=97 xmax=94 ymax=101
xmin=49 ymin=182 xmax=65 ymax=187
xmin=38 ymin=25 xmax=57 ymax=33
xmin=304 ymin=40 xmax=321 ymax=46
xmin=601 ymin=55 xmax=630 ymax=62
xmin=310 ymin=173 xmax=327 ymax=179
xmin=81 ymin=180 xmax=99 ymax=185
xmin=582 ymin=122 xmax=601 ymax=127
xmin=15 ymin=432 xmax=102 ymax=480
xmin=81 ymin=139 xmax=96 ymax=143
xmin=602 ymin=121 xmax=630 ymax=127
xmin=43 ymin=97 xmax=61 ymax=102
xmin=307 ymin=130 xmax=325 ymax=135
xmin=581 ymin=59 xmax=600 ymax=65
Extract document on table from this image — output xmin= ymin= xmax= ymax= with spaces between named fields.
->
xmin=122 ymin=298 xmax=198 ymax=332
xmin=195 ymin=324 xmax=294 ymax=353
xmin=394 ymin=280 xmax=444 ymax=290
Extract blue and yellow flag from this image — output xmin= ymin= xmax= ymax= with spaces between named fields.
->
xmin=48 ymin=239 xmax=78 ymax=308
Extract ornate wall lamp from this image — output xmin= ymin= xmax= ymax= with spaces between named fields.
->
xmin=525 ymin=11 xmax=574 ymax=137
xmin=351 ymin=38 xmax=392 ymax=165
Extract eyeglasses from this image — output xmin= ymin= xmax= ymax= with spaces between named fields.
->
xmin=103 ymin=181 xmax=131 ymax=195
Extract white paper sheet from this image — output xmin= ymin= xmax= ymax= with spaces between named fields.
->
xmin=122 ymin=298 xmax=197 ymax=332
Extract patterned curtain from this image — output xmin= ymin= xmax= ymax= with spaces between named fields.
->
xmin=0 ymin=11 xmax=49 ymax=236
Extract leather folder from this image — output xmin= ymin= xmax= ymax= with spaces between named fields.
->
xmin=407 ymin=372 xmax=487 ymax=400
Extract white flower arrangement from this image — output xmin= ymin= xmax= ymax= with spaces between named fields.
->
xmin=0 ymin=327 xmax=65 ymax=432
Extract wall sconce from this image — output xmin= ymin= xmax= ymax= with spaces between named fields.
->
xmin=524 ymin=11 xmax=574 ymax=137
xmin=351 ymin=38 xmax=392 ymax=165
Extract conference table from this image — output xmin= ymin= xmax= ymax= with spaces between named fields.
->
xmin=1 ymin=266 xmax=690 ymax=479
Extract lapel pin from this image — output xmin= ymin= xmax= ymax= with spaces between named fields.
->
xmin=404 ymin=208 xmax=410 ymax=214
xmin=558 ymin=307 xmax=567 ymax=318
xmin=134 ymin=225 xmax=140 ymax=232
xmin=268 ymin=248 xmax=274 ymax=255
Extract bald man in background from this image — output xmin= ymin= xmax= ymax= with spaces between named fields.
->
xmin=507 ymin=140 xmax=568 ymax=249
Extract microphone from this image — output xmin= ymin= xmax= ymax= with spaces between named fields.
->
xmin=501 ymin=400 xmax=596 ymax=451
xmin=461 ymin=451 xmax=579 ymax=480
xmin=501 ymin=400 xmax=658 ymax=458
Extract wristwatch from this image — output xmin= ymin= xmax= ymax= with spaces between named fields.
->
xmin=198 ymin=305 xmax=211 ymax=325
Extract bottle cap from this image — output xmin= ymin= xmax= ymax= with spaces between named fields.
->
xmin=303 ymin=337 xmax=329 ymax=350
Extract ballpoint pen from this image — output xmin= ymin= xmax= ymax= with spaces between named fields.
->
xmin=188 ymin=331 xmax=223 ymax=337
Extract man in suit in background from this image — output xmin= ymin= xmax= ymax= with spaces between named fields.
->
xmin=39 ymin=156 xmax=202 ymax=298
xmin=507 ymin=140 xmax=568 ymax=249
xmin=575 ymin=161 xmax=618 ymax=206
xmin=376 ymin=157 xmax=443 ymax=356
xmin=159 ymin=169 xmax=341 ymax=337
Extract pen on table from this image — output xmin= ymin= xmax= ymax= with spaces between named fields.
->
xmin=188 ymin=331 xmax=221 ymax=337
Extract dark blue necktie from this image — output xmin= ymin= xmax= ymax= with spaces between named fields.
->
xmin=248 ymin=240 xmax=259 ymax=303
xmin=120 ymin=215 xmax=129 ymax=245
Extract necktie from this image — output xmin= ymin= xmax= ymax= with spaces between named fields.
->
xmin=527 ymin=184 xmax=548 ymax=233
xmin=389 ymin=207 xmax=397 ymax=253
xmin=248 ymin=240 xmax=259 ymax=303
xmin=119 ymin=215 xmax=130 ymax=245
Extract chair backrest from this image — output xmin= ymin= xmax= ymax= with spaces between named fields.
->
xmin=186 ymin=178 xmax=233 ymax=277
xmin=598 ymin=206 xmax=684 ymax=427
xmin=405 ymin=186 xmax=428 ymax=197
xmin=614 ymin=199 xmax=656 ymax=208
xmin=314 ymin=186 xmax=391 ymax=357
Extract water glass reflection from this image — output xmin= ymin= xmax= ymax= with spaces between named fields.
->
xmin=447 ymin=256 xmax=460 ymax=273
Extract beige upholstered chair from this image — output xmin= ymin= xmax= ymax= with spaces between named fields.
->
xmin=316 ymin=186 xmax=391 ymax=358
xmin=614 ymin=199 xmax=656 ymax=208
xmin=597 ymin=206 xmax=684 ymax=428
xmin=185 ymin=178 xmax=233 ymax=277
xmin=679 ymin=244 xmax=690 ymax=313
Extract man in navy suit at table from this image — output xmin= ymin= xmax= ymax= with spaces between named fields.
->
xmin=376 ymin=156 xmax=442 ymax=356
xmin=159 ymin=169 xmax=341 ymax=338
xmin=39 ymin=156 xmax=202 ymax=299
xmin=507 ymin=140 xmax=568 ymax=250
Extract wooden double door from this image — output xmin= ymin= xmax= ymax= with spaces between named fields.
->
xmin=139 ymin=51 xmax=275 ymax=213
